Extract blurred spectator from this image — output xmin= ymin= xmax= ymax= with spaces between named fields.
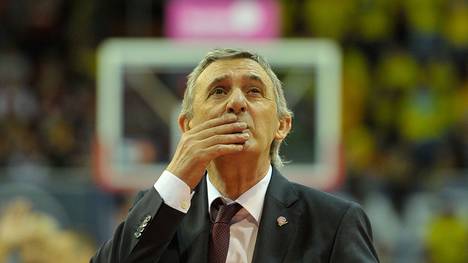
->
xmin=443 ymin=0 xmax=468 ymax=74
xmin=399 ymin=65 xmax=453 ymax=143
xmin=0 ymin=198 xmax=95 ymax=263
xmin=342 ymin=48 xmax=371 ymax=134
xmin=353 ymin=0 xmax=399 ymax=44
xmin=0 ymin=50 xmax=36 ymax=122
xmin=303 ymin=0 xmax=355 ymax=41
xmin=402 ymin=0 xmax=444 ymax=61
xmin=424 ymin=197 xmax=468 ymax=263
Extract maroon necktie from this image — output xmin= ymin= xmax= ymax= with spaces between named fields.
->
xmin=209 ymin=198 xmax=242 ymax=263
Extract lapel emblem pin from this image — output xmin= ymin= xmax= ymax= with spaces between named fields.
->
xmin=277 ymin=216 xmax=288 ymax=227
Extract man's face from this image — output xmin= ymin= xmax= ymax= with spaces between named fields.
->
xmin=184 ymin=58 xmax=290 ymax=161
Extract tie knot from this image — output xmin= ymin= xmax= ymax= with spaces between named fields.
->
xmin=211 ymin=198 xmax=242 ymax=224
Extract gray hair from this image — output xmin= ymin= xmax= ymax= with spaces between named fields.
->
xmin=181 ymin=48 xmax=293 ymax=167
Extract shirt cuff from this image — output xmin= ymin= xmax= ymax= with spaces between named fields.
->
xmin=154 ymin=170 xmax=192 ymax=213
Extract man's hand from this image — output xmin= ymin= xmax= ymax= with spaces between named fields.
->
xmin=166 ymin=114 xmax=249 ymax=189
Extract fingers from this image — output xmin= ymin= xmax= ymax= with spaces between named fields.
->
xmin=188 ymin=114 xmax=249 ymax=142
xmin=196 ymin=121 xmax=248 ymax=140
xmin=188 ymin=114 xmax=238 ymax=134
xmin=167 ymin=114 xmax=250 ymax=188
xmin=200 ymin=144 xmax=245 ymax=160
xmin=200 ymin=132 xmax=249 ymax=147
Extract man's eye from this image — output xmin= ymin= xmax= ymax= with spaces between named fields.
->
xmin=248 ymin=87 xmax=262 ymax=95
xmin=209 ymin=87 xmax=227 ymax=96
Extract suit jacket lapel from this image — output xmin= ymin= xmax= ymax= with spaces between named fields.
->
xmin=252 ymin=168 xmax=301 ymax=263
xmin=177 ymin=176 xmax=210 ymax=263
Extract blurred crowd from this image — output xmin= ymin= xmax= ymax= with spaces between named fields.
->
xmin=0 ymin=0 xmax=96 ymax=169
xmin=281 ymin=1 xmax=468 ymax=261
xmin=0 ymin=0 xmax=467 ymax=262
xmin=284 ymin=0 xmax=468 ymax=202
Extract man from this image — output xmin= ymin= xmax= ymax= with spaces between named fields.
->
xmin=91 ymin=48 xmax=380 ymax=263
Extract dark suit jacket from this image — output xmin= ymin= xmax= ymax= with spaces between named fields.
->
xmin=91 ymin=168 xmax=379 ymax=263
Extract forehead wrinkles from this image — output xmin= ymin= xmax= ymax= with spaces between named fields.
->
xmin=195 ymin=59 xmax=273 ymax=90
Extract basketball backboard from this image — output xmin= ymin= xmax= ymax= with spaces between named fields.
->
xmin=95 ymin=39 xmax=343 ymax=191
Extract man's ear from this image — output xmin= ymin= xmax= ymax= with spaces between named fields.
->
xmin=275 ymin=115 xmax=292 ymax=140
xmin=178 ymin=114 xmax=191 ymax=133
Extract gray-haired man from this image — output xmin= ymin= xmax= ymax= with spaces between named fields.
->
xmin=92 ymin=48 xmax=379 ymax=263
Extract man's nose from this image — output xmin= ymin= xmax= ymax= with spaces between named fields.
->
xmin=226 ymin=88 xmax=247 ymax=114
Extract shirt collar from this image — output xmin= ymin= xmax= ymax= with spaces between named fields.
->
xmin=207 ymin=165 xmax=272 ymax=224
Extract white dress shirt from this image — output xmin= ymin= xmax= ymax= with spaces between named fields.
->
xmin=154 ymin=166 xmax=272 ymax=263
